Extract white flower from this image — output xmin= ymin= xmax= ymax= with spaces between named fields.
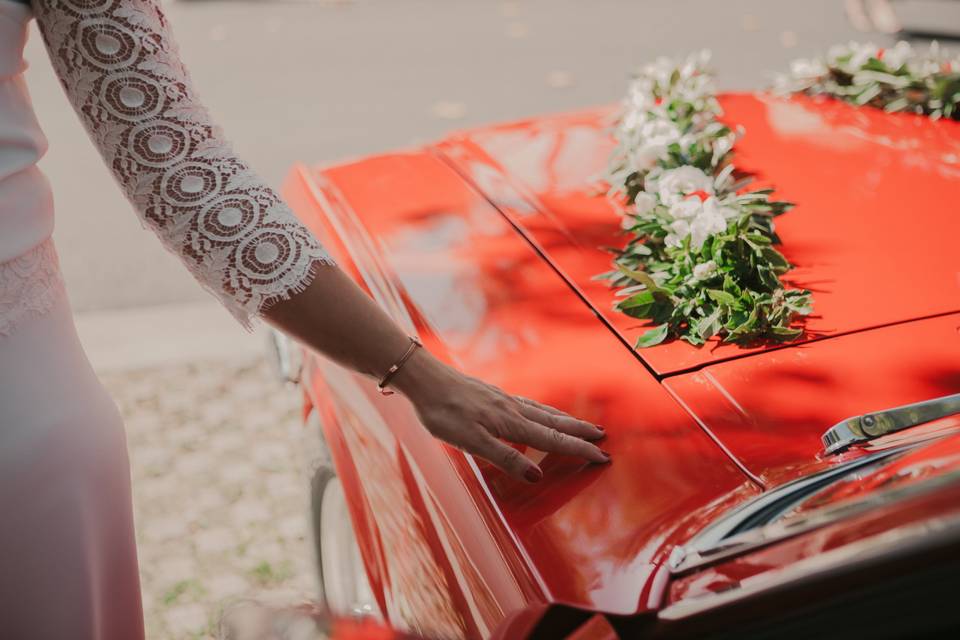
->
xmin=642 ymin=56 xmax=678 ymax=87
xmin=668 ymin=198 xmax=701 ymax=220
xmin=650 ymin=166 xmax=714 ymax=205
xmin=665 ymin=219 xmax=690 ymax=248
xmin=663 ymin=196 xmax=730 ymax=251
xmin=633 ymin=192 xmax=657 ymax=216
xmin=693 ymin=260 xmax=718 ymax=279
xmin=790 ymin=57 xmax=826 ymax=79
xmin=625 ymin=78 xmax=656 ymax=114
xmin=882 ymin=41 xmax=913 ymax=70
xmin=827 ymin=42 xmax=850 ymax=63
xmin=629 ymin=117 xmax=682 ymax=171
xmin=711 ymin=131 xmax=737 ymax=166
xmin=688 ymin=199 xmax=728 ymax=250
xmin=849 ymin=42 xmax=879 ymax=69
xmin=704 ymin=195 xmax=739 ymax=221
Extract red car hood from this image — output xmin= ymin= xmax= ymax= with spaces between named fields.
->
xmin=435 ymin=93 xmax=960 ymax=377
xmin=284 ymin=94 xmax=960 ymax=625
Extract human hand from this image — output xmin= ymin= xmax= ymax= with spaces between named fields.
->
xmin=392 ymin=350 xmax=609 ymax=482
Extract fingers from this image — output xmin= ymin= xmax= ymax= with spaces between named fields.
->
xmin=514 ymin=417 xmax=610 ymax=464
xmin=517 ymin=399 xmax=604 ymax=441
xmin=515 ymin=396 xmax=567 ymax=417
xmin=474 ymin=434 xmax=544 ymax=483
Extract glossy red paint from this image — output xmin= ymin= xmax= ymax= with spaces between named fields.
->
xmin=663 ymin=312 xmax=960 ymax=486
xmin=435 ymin=93 xmax=960 ymax=375
xmin=280 ymin=93 xmax=960 ymax=638
xmin=666 ymin=432 xmax=960 ymax=606
xmin=283 ymin=152 xmax=757 ymax=636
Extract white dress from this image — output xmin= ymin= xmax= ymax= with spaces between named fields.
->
xmin=0 ymin=1 xmax=332 ymax=637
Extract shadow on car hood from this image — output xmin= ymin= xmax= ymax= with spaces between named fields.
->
xmin=434 ymin=93 xmax=960 ymax=376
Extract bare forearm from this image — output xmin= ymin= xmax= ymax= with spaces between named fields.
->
xmin=262 ymin=264 xmax=417 ymax=382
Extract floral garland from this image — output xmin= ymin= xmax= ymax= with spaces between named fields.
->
xmin=604 ymin=42 xmax=957 ymax=349
xmin=776 ymin=41 xmax=960 ymax=120
xmin=603 ymin=52 xmax=811 ymax=348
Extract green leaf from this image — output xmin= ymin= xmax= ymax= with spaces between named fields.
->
xmin=615 ymin=264 xmax=669 ymax=295
xmin=697 ymin=307 xmax=723 ymax=339
xmin=761 ymin=246 xmax=791 ymax=271
xmin=618 ymin=290 xmax=655 ymax=310
xmin=745 ymin=233 xmax=772 ymax=245
xmin=770 ymin=326 xmax=803 ymax=339
xmin=723 ymin=274 xmax=742 ymax=297
xmin=706 ymin=289 xmax=737 ymax=306
xmin=635 ymin=323 xmax=670 ymax=348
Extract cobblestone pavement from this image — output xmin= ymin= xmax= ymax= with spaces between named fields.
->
xmin=101 ymin=357 xmax=320 ymax=639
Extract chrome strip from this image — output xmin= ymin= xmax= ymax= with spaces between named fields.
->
xmin=670 ymin=448 xmax=910 ymax=574
xmin=822 ymin=393 xmax=960 ymax=455
xmin=660 ymin=509 xmax=960 ymax=621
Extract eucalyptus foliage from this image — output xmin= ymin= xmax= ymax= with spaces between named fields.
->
xmin=603 ymin=52 xmax=812 ymax=348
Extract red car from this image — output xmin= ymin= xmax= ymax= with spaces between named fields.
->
xmin=270 ymin=92 xmax=960 ymax=640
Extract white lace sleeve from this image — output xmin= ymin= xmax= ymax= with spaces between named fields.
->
xmin=33 ymin=0 xmax=334 ymax=327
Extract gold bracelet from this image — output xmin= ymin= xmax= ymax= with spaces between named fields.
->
xmin=377 ymin=336 xmax=423 ymax=396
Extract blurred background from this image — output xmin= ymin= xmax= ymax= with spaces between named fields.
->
xmin=21 ymin=0 xmax=958 ymax=637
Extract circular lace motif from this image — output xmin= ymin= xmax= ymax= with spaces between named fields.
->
xmin=77 ymin=19 xmax=141 ymax=70
xmin=128 ymin=121 xmax=190 ymax=168
xmin=64 ymin=0 xmax=114 ymax=14
xmin=237 ymin=229 xmax=298 ymax=281
xmin=198 ymin=195 xmax=260 ymax=241
xmin=100 ymin=72 xmax=165 ymax=121
xmin=160 ymin=162 xmax=222 ymax=206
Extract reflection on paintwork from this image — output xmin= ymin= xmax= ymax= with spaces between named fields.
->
xmin=281 ymin=93 xmax=959 ymax=635
xmin=668 ymin=445 xmax=960 ymax=606
xmin=765 ymin=95 xmax=960 ymax=178
xmin=438 ymin=93 xmax=960 ymax=375
xmin=665 ymin=313 xmax=960 ymax=486
xmin=284 ymin=150 xmax=759 ymax=628
xmin=786 ymin=437 xmax=960 ymax=519
xmin=382 ymin=214 xmax=488 ymax=342
xmin=321 ymin=364 xmax=466 ymax=640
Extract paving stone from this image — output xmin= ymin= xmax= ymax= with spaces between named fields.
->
xmin=194 ymin=527 xmax=241 ymax=555
xmin=278 ymin=515 xmax=310 ymax=542
xmin=144 ymin=515 xmax=190 ymax=543
xmin=220 ymin=460 xmax=259 ymax=484
xmin=232 ymin=500 xmax=272 ymax=527
xmin=101 ymin=357 xmax=318 ymax=640
xmin=206 ymin=573 xmax=251 ymax=601
xmin=153 ymin=555 xmax=200 ymax=587
xmin=165 ymin=603 xmax=210 ymax=636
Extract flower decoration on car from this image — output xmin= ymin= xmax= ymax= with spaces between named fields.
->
xmin=776 ymin=40 xmax=960 ymax=120
xmin=603 ymin=51 xmax=812 ymax=348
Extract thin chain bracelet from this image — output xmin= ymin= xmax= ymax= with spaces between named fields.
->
xmin=377 ymin=336 xmax=423 ymax=396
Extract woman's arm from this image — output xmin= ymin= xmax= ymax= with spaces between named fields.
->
xmin=33 ymin=0 xmax=608 ymax=481
xmin=33 ymin=0 xmax=329 ymax=327
xmin=263 ymin=268 xmax=609 ymax=482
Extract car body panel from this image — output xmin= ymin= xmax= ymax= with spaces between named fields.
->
xmin=665 ymin=433 xmax=960 ymax=607
xmin=283 ymin=152 xmax=758 ymax=635
xmin=663 ymin=312 xmax=960 ymax=486
xmin=280 ymin=92 xmax=960 ymax=638
xmin=435 ymin=93 xmax=960 ymax=375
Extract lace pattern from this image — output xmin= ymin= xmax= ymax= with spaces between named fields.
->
xmin=32 ymin=0 xmax=333 ymax=327
xmin=0 ymin=239 xmax=66 ymax=338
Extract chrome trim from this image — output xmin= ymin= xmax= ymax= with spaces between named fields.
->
xmin=822 ymin=393 xmax=960 ymax=454
xmin=670 ymin=448 xmax=910 ymax=574
xmin=660 ymin=510 xmax=960 ymax=621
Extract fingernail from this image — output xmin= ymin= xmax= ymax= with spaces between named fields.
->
xmin=601 ymin=450 xmax=612 ymax=459
xmin=525 ymin=467 xmax=543 ymax=483
xmin=596 ymin=426 xmax=605 ymax=433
